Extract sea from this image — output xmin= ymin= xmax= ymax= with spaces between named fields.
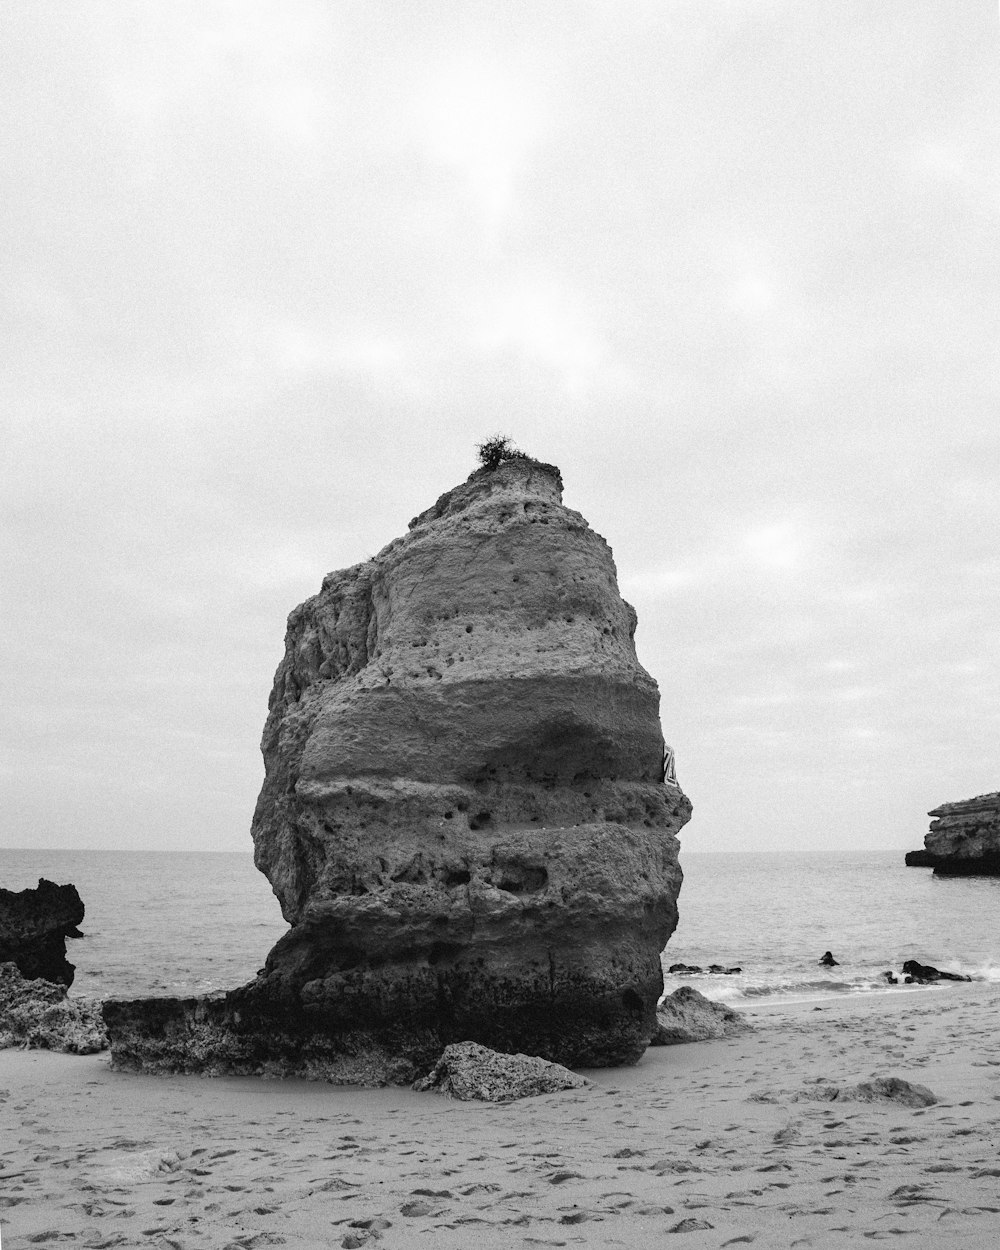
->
xmin=2 ymin=847 xmax=998 ymax=1007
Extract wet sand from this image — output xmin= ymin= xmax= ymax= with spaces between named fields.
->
xmin=3 ymin=983 xmax=999 ymax=1248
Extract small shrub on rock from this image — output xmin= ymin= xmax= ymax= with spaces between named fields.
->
xmin=476 ymin=434 xmax=529 ymax=472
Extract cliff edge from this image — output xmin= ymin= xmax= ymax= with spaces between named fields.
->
xmin=905 ymin=791 xmax=1000 ymax=875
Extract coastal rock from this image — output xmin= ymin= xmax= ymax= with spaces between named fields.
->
xmin=906 ymin=792 xmax=1000 ymax=875
xmin=104 ymin=458 xmax=691 ymax=1082
xmin=649 ymin=986 xmax=752 ymax=1045
xmin=413 ymin=1040 xmax=588 ymax=1101
xmin=901 ymin=959 xmax=971 ymax=984
xmin=0 ymin=962 xmax=107 ymax=1053
xmin=798 ymin=1075 xmax=937 ymax=1107
xmin=0 ymin=878 xmax=85 ymax=986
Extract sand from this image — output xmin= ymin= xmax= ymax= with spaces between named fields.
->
xmin=3 ymin=984 xmax=1000 ymax=1249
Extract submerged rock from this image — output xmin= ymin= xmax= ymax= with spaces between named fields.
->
xmin=905 ymin=792 xmax=1000 ymax=874
xmin=0 ymin=878 xmax=85 ymax=986
xmin=104 ymin=457 xmax=691 ymax=1082
xmin=413 ymin=1040 xmax=587 ymax=1101
xmin=649 ymin=986 xmax=752 ymax=1045
xmin=0 ymin=962 xmax=107 ymax=1053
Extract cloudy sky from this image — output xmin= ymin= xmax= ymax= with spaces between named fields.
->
xmin=3 ymin=1 xmax=998 ymax=855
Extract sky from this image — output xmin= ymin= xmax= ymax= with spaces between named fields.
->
xmin=2 ymin=1 xmax=998 ymax=855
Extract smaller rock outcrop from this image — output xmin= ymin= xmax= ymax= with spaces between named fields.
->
xmin=413 ymin=1041 xmax=588 ymax=1101
xmin=906 ymin=792 xmax=1000 ymax=874
xmin=649 ymin=987 xmax=752 ymax=1045
xmin=901 ymin=959 xmax=971 ymax=984
xmin=0 ymin=963 xmax=107 ymax=1053
xmin=798 ymin=1076 xmax=937 ymax=1107
xmin=0 ymin=879 xmax=85 ymax=985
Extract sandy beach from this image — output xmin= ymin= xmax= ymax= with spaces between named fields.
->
xmin=2 ymin=985 xmax=999 ymax=1249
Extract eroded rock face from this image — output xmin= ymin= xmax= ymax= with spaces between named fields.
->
xmin=0 ymin=963 xmax=107 ymax=1053
xmin=104 ymin=459 xmax=690 ymax=1081
xmin=0 ymin=879 xmax=85 ymax=986
xmin=413 ymin=1040 xmax=588 ymax=1101
xmin=905 ymin=792 xmax=1000 ymax=875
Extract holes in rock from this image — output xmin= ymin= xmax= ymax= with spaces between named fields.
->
xmin=494 ymin=864 xmax=548 ymax=894
xmin=465 ymin=624 xmax=473 ymax=633
xmin=469 ymin=811 xmax=492 ymax=830
xmin=391 ymin=860 xmax=427 ymax=885
xmin=443 ymin=868 xmax=471 ymax=888
xmin=456 ymin=800 xmax=469 ymax=812
xmin=443 ymin=810 xmax=453 ymax=820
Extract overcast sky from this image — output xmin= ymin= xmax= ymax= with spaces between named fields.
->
xmin=3 ymin=1 xmax=998 ymax=855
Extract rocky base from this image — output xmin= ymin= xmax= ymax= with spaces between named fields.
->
xmin=0 ymin=879 xmax=85 ymax=985
xmin=0 ymin=963 xmax=107 ymax=1053
xmin=102 ymin=992 xmax=427 ymax=1084
xmin=905 ymin=850 xmax=1000 ymax=875
xmin=906 ymin=792 xmax=1000 ymax=875
xmin=103 ymin=858 xmax=673 ymax=1083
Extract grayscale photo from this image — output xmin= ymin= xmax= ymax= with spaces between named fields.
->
xmin=2 ymin=3 xmax=998 ymax=1245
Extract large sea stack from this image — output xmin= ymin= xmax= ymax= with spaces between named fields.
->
xmin=905 ymin=792 xmax=1000 ymax=875
xmin=104 ymin=457 xmax=691 ymax=1082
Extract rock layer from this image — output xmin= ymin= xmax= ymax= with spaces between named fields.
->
xmin=104 ymin=458 xmax=691 ymax=1081
xmin=0 ymin=878 xmax=85 ymax=985
xmin=905 ymin=792 xmax=1000 ymax=875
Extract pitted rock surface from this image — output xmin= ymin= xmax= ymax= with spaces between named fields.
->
xmin=0 ymin=963 xmax=107 ymax=1053
xmin=413 ymin=1040 xmax=587 ymax=1101
xmin=104 ymin=459 xmax=691 ymax=1081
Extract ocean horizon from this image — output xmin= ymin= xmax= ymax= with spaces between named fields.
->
xmin=2 ymin=846 xmax=996 ymax=1007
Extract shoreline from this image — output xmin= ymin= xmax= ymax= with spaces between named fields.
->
xmin=5 ymin=982 xmax=1000 ymax=1247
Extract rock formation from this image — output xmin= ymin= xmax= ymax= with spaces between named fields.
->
xmin=104 ymin=456 xmax=691 ymax=1082
xmin=0 ymin=878 xmax=85 ymax=985
xmin=901 ymin=959 xmax=971 ymax=984
xmin=797 ymin=1076 xmax=937 ymax=1108
xmin=905 ymin=792 xmax=1000 ymax=874
xmin=0 ymin=963 xmax=107 ymax=1053
xmin=649 ymin=986 xmax=752 ymax=1045
xmin=413 ymin=1040 xmax=588 ymax=1101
